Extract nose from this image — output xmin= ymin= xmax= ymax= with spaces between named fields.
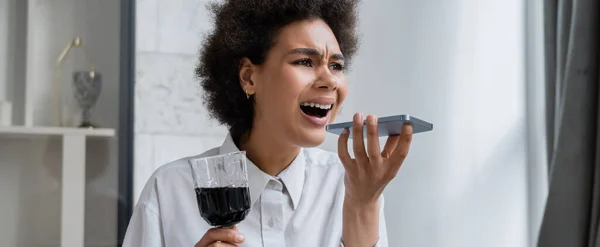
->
xmin=313 ymin=68 xmax=338 ymax=90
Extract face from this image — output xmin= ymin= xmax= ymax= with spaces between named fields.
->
xmin=240 ymin=18 xmax=348 ymax=147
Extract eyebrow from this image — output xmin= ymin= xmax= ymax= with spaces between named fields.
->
xmin=289 ymin=48 xmax=345 ymax=61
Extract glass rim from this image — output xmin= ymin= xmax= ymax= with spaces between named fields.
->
xmin=189 ymin=151 xmax=248 ymax=188
xmin=189 ymin=151 xmax=246 ymax=162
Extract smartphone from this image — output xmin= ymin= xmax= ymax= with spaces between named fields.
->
xmin=325 ymin=114 xmax=433 ymax=139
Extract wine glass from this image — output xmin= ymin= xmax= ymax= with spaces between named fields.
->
xmin=73 ymin=71 xmax=102 ymax=128
xmin=189 ymin=151 xmax=251 ymax=228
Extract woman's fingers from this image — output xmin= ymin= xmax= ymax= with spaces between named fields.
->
xmin=207 ymin=243 xmax=238 ymax=247
xmin=352 ymin=113 xmax=369 ymax=163
xmin=337 ymin=128 xmax=355 ymax=171
xmin=195 ymin=227 xmax=244 ymax=247
xmin=389 ymin=124 xmax=413 ymax=172
xmin=365 ymin=115 xmax=382 ymax=163
xmin=381 ymin=135 xmax=400 ymax=158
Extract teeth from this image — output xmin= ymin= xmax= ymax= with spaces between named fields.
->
xmin=301 ymin=102 xmax=333 ymax=110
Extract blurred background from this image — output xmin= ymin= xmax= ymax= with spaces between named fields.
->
xmin=2 ymin=0 xmax=597 ymax=247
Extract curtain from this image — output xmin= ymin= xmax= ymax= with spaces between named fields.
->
xmin=537 ymin=0 xmax=600 ymax=246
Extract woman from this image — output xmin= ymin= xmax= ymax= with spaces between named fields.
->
xmin=123 ymin=0 xmax=413 ymax=246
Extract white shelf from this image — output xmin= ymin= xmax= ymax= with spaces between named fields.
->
xmin=0 ymin=125 xmax=115 ymax=137
xmin=1 ymin=1 xmax=121 ymax=246
xmin=0 ymin=124 xmax=115 ymax=247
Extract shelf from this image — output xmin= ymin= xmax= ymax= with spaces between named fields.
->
xmin=0 ymin=125 xmax=115 ymax=137
xmin=0 ymin=124 xmax=115 ymax=247
xmin=1 ymin=1 xmax=123 ymax=246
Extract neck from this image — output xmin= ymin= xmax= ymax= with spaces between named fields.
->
xmin=238 ymin=124 xmax=301 ymax=176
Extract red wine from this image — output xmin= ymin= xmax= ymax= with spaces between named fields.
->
xmin=195 ymin=187 xmax=251 ymax=227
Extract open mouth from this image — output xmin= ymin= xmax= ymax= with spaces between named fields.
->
xmin=300 ymin=102 xmax=333 ymax=118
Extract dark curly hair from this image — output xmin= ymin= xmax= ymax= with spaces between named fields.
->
xmin=196 ymin=0 xmax=361 ymax=143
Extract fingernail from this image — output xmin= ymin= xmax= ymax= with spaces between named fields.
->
xmin=354 ymin=113 xmax=363 ymax=122
xmin=368 ymin=115 xmax=376 ymax=124
xmin=235 ymin=233 xmax=245 ymax=242
xmin=342 ymin=128 xmax=349 ymax=135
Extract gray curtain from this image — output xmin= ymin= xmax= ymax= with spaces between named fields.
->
xmin=537 ymin=0 xmax=600 ymax=246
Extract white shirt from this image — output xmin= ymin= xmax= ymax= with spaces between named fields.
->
xmin=123 ymin=134 xmax=388 ymax=247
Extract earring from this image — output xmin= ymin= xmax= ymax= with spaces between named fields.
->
xmin=245 ymin=89 xmax=251 ymax=99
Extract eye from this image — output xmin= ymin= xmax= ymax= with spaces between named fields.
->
xmin=293 ymin=58 xmax=314 ymax=67
xmin=329 ymin=62 xmax=345 ymax=71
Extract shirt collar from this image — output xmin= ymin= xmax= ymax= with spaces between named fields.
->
xmin=218 ymin=133 xmax=306 ymax=209
xmin=276 ymin=151 xmax=305 ymax=210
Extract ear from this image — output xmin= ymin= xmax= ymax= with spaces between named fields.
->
xmin=239 ymin=57 xmax=257 ymax=96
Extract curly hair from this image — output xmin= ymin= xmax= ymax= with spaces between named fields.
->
xmin=196 ymin=0 xmax=361 ymax=142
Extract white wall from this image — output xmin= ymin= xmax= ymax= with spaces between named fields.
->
xmin=0 ymin=0 xmax=122 ymax=246
xmin=134 ymin=0 xmax=228 ymax=201
xmin=0 ymin=0 xmax=24 ymax=124
xmin=134 ymin=0 xmax=538 ymax=246
xmin=0 ymin=0 xmax=10 ymax=101
xmin=339 ymin=1 xmax=530 ymax=246
xmin=0 ymin=0 xmax=27 ymax=125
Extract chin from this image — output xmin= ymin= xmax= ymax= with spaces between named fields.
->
xmin=295 ymin=128 xmax=328 ymax=148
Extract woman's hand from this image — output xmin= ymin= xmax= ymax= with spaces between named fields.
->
xmin=338 ymin=113 xmax=413 ymax=206
xmin=337 ymin=113 xmax=413 ymax=247
xmin=194 ymin=226 xmax=245 ymax=247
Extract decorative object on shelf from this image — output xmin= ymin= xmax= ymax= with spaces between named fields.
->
xmin=0 ymin=100 xmax=12 ymax=126
xmin=54 ymin=37 xmax=99 ymax=127
xmin=73 ymin=71 xmax=102 ymax=128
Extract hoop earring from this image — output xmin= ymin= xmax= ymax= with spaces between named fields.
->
xmin=245 ymin=89 xmax=251 ymax=99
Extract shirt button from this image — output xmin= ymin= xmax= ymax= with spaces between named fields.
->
xmin=268 ymin=217 xmax=275 ymax=227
